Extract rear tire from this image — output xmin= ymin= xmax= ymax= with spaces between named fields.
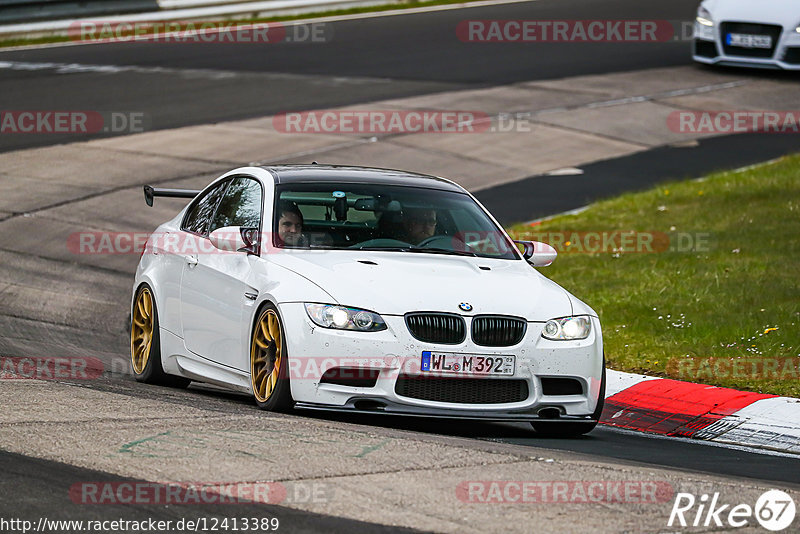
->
xmin=130 ymin=284 xmax=191 ymax=389
xmin=531 ymin=364 xmax=605 ymax=437
xmin=250 ymin=303 xmax=293 ymax=412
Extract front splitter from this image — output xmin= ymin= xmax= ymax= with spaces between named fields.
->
xmin=294 ymin=399 xmax=597 ymax=423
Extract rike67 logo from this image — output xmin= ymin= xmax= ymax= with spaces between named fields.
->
xmin=668 ymin=490 xmax=796 ymax=531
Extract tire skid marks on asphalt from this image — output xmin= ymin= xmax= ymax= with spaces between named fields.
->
xmin=0 ymin=60 xmax=394 ymax=84
xmin=577 ymin=81 xmax=748 ymax=111
xmin=700 ymin=397 xmax=800 ymax=454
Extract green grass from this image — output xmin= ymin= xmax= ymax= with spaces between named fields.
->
xmin=0 ymin=35 xmax=67 ymax=48
xmin=0 ymin=0 xmax=486 ymax=49
xmin=507 ymin=155 xmax=800 ymax=397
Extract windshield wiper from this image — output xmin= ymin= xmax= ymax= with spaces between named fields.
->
xmin=351 ymin=245 xmax=477 ymax=257
xmin=408 ymin=247 xmax=478 ymax=257
xmin=352 ymin=246 xmax=412 ymax=252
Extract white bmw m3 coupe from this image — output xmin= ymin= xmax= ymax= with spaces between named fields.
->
xmin=693 ymin=0 xmax=800 ymax=70
xmin=131 ymin=165 xmax=605 ymax=436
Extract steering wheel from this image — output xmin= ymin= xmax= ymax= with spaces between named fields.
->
xmin=350 ymin=238 xmax=412 ymax=249
xmin=416 ymin=235 xmax=446 ymax=248
xmin=415 ymin=235 xmax=476 ymax=252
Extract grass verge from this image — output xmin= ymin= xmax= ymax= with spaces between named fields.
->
xmin=507 ymin=154 xmax=800 ymax=397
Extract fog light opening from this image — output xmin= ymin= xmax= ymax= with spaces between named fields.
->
xmin=353 ymin=400 xmax=387 ymax=411
xmin=537 ymin=407 xmax=562 ymax=419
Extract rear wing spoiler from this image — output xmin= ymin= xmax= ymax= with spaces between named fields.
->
xmin=143 ymin=185 xmax=201 ymax=207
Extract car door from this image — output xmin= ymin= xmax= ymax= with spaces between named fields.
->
xmin=180 ymin=176 xmax=263 ymax=371
xmin=161 ymin=178 xmax=230 ymax=337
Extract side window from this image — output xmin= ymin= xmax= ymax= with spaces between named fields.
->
xmin=208 ymin=177 xmax=263 ymax=233
xmin=181 ymin=180 xmax=229 ymax=236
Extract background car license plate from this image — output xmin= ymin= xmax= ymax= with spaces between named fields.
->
xmin=727 ymin=33 xmax=772 ymax=49
xmin=421 ymin=351 xmax=515 ymax=376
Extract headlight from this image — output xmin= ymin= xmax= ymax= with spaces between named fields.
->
xmin=696 ymin=6 xmax=713 ymax=27
xmin=542 ymin=316 xmax=591 ymax=340
xmin=305 ymin=303 xmax=387 ymax=332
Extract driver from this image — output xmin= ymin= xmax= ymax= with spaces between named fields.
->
xmin=402 ymin=208 xmax=437 ymax=244
xmin=276 ymin=201 xmax=306 ymax=247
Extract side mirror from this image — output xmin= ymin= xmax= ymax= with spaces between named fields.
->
xmin=514 ymin=240 xmax=557 ymax=267
xmin=209 ymin=226 xmax=259 ymax=255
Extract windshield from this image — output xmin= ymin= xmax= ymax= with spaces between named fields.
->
xmin=273 ymin=183 xmax=519 ymax=260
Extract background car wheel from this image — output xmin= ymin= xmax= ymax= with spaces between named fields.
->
xmin=130 ymin=285 xmax=191 ymax=388
xmin=531 ymin=364 xmax=606 ymax=438
xmin=250 ymin=303 xmax=293 ymax=412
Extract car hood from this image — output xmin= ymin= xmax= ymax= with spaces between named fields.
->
xmin=267 ymin=250 xmax=574 ymax=320
xmin=704 ymin=0 xmax=799 ymax=27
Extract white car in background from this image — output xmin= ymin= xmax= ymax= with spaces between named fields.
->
xmin=693 ymin=0 xmax=800 ymax=69
xmin=131 ymin=165 xmax=605 ymax=437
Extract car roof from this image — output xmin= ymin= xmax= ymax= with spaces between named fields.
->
xmin=262 ymin=164 xmax=466 ymax=193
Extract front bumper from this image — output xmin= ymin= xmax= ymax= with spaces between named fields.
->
xmin=278 ymin=303 xmax=604 ymax=418
xmin=692 ymin=21 xmax=800 ymax=70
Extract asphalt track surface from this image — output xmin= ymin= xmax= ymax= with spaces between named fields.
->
xmin=2 ymin=0 xmax=800 ymax=530
xmin=0 ymin=449 xmax=422 ymax=533
xmin=299 ymin=409 xmax=800 ymax=487
xmin=478 ymin=131 xmax=800 ymax=224
xmin=0 ymin=0 xmax=707 ymax=152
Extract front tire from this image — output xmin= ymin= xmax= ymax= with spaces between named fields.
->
xmin=531 ymin=365 xmax=606 ymax=438
xmin=130 ymin=285 xmax=190 ymax=388
xmin=250 ymin=303 xmax=293 ymax=412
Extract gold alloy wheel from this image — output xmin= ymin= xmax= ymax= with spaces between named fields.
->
xmin=251 ymin=309 xmax=283 ymax=403
xmin=131 ymin=288 xmax=154 ymax=374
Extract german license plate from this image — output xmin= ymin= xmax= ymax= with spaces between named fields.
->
xmin=420 ymin=351 xmax=515 ymax=376
xmin=727 ymin=33 xmax=772 ymax=49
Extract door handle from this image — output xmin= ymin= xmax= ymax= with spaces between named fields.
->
xmin=185 ymin=254 xmax=198 ymax=267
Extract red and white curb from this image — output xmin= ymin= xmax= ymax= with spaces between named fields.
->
xmin=602 ymin=370 xmax=800 ymax=454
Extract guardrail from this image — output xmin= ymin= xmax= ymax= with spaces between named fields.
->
xmin=0 ymin=0 xmax=160 ymax=24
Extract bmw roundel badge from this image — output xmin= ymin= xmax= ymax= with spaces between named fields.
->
xmin=458 ymin=302 xmax=473 ymax=312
